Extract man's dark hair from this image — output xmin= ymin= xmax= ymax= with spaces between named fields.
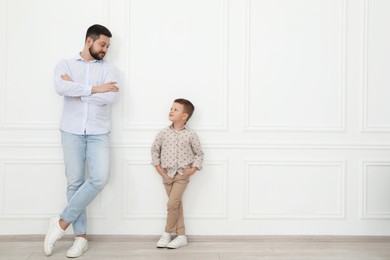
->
xmin=174 ymin=98 xmax=195 ymax=122
xmin=85 ymin=24 xmax=112 ymax=42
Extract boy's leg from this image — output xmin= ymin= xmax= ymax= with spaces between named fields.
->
xmin=163 ymin=173 xmax=189 ymax=235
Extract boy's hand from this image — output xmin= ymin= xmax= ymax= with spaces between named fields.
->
xmin=155 ymin=165 xmax=167 ymax=176
xmin=184 ymin=167 xmax=197 ymax=176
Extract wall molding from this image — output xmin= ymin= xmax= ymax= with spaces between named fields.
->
xmin=0 ymin=158 xmax=105 ymax=219
xmin=361 ymin=160 xmax=390 ymax=219
xmin=122 ymin=159 xmax=228 ymax=219
xmin=3 ymin=141 xmax=390 ymax=150
xmin=122 ymin=0 xmax=229 ymax=132
xmin=244 ymin=0 xmax=347 ymax=132
xmin=0 ymin=159 xmax=63 ymax=218
xmin=243 ymin=160 xmax=346 ymax=219
xmin=360 ymin=0 xmax=390 ymax=133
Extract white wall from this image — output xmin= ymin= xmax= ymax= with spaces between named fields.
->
xmin=0 ymin=0 xmax=390 ymax=235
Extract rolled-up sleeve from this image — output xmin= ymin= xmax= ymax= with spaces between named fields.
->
xmin=190 ymin=132 xmax=204 ymax=170
xmin=81 ymin=64 xmax=120 ymax=105
xmin=151 ymin=131 xmax=163 ymax=166
xmin=54 ymin=60 xmax=93 ymax=97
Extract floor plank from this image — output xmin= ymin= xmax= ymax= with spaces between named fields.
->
xmin=0 ymin=237 xmax=389 ymax=260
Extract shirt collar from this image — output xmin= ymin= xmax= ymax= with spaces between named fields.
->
xmin=75 ymin=52 xmax=102 ymax=63
xmin=170 ymin=124 xmax=187 ymax=132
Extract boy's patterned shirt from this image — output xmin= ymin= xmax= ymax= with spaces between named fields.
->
xmin=151 ymin=125 xmax=204 ymax=178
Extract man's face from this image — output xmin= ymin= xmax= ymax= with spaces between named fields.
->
xmin=88 ymin=35 xmax=110 ymax=60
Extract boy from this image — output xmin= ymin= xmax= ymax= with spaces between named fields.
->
xmin=151 ymin=98 xmax=204 ymax=249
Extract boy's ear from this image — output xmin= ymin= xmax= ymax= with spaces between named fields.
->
xmin=182 ymin=113 xmax=189 ymax=121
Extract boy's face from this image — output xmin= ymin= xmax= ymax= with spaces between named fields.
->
xmin=169 ymin=102 xmax=188 ymax=123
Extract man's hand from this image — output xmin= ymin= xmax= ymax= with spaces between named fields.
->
xmin=61 ymin=74 xmax=81 ymax=100
xmin=61 ymin=74 xmax=118 ymax=95
xmin=61 ymin=74 xmax=73 ymax=81
xmin=92 ymin=82 xmax=119 ymax=94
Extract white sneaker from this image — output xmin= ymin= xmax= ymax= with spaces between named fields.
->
xmin=44 ymin=216 xmax=65 ymax=256
xmin=156 ymin=232 xmax=171 ymax=248
xmin=167 ymin=235 xmax=187 ymax=249
xmin=66 ymin=237 xmax=88 ymax=258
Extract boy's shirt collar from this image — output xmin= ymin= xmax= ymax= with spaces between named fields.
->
xmin=170 ymin=124 xmax=187 ymax=132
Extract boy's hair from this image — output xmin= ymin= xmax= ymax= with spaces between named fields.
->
xmin=174 ymin=98 xmax=195 ymax=122
xmin=85 ymin=24 xmax=112 ymax=42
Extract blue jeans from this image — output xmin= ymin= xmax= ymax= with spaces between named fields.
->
xmin=60 ymin=131 xmax=110 ymax=235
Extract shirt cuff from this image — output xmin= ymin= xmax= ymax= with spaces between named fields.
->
xmin=83 ymin=85 xmax=93 ymax=96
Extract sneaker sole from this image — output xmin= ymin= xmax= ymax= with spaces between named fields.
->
xmin=66 ymin=247 xmax=88 ymax=258
xmin=167 ymin=244 xmax=187 ymax=249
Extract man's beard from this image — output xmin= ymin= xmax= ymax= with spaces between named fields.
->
xmin=89 ymin=46 xmax=106 ymax=60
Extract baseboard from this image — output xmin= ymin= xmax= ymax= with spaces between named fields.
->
xmin=1 ymin=235 xmax=390 ymax=242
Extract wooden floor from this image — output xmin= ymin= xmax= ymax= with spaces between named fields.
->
xmin=1 ymin=235 xmax=389 ymax=260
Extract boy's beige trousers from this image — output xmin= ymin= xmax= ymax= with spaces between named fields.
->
xmin=163 ymin=173 xmax=190 ymax=235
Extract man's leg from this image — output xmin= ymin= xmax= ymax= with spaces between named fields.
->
xmin=60 ymin=131 xmax=87 ymax=235
xmin=60 ymin=133 xmax=110 ymax=235
xmin=62 ymin=133 xmax=110 ymax=258
xmin=44 ymin=131 xmax=87 ymax=256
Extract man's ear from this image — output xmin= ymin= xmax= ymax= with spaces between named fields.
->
xmin=86 ymin=37 xmax=94 ymax=47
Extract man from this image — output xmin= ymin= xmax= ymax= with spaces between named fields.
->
xmin=44 ymin=24 xmax=120 ymax=258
